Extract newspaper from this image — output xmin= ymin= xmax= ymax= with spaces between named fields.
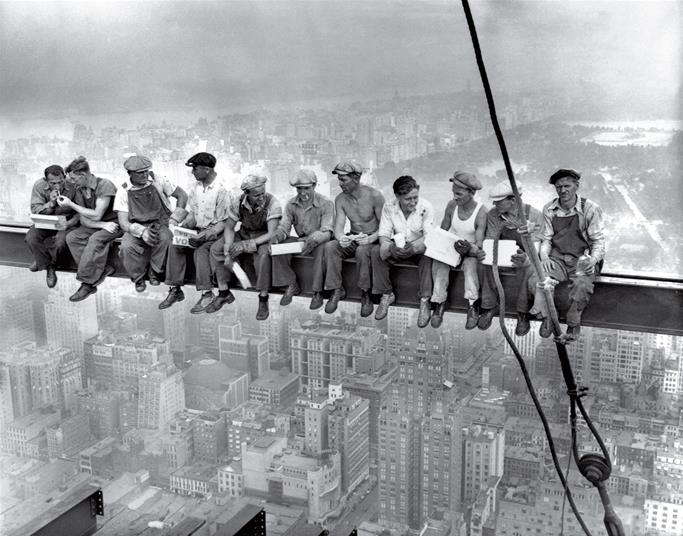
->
xmin=424 ymin=228 xmax=462 ymax=267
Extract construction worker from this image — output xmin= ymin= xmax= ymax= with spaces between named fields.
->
xmin=528 ymin=169 xmax=605 ymax=340
xmin=430 ymin=171 xmax=487 ymax=329
xmin=26 ymin=164 xmax=79 ymax=288
xmin=114 ymin=155 xmax=188 ymax=293
xmin=370 ymin=175 xmax=434 ymax=325
xmin=323 ymin=160 xmax=385 ymax=317
xmin=158 ymin=152 xmax=230 ymax=313
xmin=210 ymin=174 xmax=282 ymax=320
xmin=270 ymin=169 xmax=334 ymax=309
xmin=58 ymin=156 xmax=122 ymax=301
xmin=476 ymin=181 xmax=544 ymax=335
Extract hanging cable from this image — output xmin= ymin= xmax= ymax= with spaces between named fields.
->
xmin=459 ymin=1 xmax=625 ymax=534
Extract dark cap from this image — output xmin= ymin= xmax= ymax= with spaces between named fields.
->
xmin=332 ymin=160 xmax=363 ymax=176
xmin=549 ymin=168 xmax=581 ymax=184
xmin=449 ymin=170 xmax=482 ymax=191
xmin=185 ymin=152 xmax=217 ymax=169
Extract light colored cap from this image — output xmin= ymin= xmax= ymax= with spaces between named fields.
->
xmin=241 ymin=174 xmax=268 ymax=191
xmin=489 ymin=180 xmax=522 ymax=201
xmin=449 ymin=170 xmax=482 ymax=191
xmin=123 ymin=155 xmax=152 ymax=172
xmin=290 ymin=169 xmax=318 ymax=187
xmin=331 ymin=160 xmax=363 ymax=176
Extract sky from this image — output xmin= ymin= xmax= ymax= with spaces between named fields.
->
xmin=0 ymin=0 xmax=680 ymax=119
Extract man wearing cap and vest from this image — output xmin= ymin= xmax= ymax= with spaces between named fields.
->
xmin=210 ymin=174 xmax=282 ymax=320
xmin=58 ymin=156 xmax=123 ymax=302
xmin=324 ymin=160 xmax=385 ymax=317
xmin=371 ymin=175 xmax=434 ymax=325
xmin=430 ymin=170 xmax=488 ymax=329
xmin=528 ymin=168 xmax=605 ymax=340
xmin=26 ymin=164 xmax=79 ymax=288
xmin=158 ymin=152 xmax=230 ymax=313
xmin=114 ymin=155 xmax=188 ymax=293
xmin=270 ymin=169 xmax=334 ymax=309
xmin=476 ymin=180 xmax=544 ymax=335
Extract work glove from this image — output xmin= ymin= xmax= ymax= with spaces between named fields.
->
xmin=391 ymin=243 xmax=413 ymax=260
xmin=142 ymin=223 xmax=161 ymax=246
xmin=188 ymin=234 xmax=206 ymax=248
xmin=454 ymin=239 xmax=471 ymax=256
xmin=301 ymin=236 xmax=317 ymax=255
xmin=243 ymin=239 xmax=258 ymax=253
xmin=511 ymin=249 xmax=528 ymax=267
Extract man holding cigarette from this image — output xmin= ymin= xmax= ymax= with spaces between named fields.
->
xmin=270 ymin=169 xmax=334 ymax=309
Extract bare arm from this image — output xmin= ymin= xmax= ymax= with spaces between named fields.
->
xmin=222 ymin=218 xmax=238 ymax=254
xmin=117 ymin=211 xmax=132 ymax=234
xmin=171 ymin=186 xmax=188 ymax=209
xmin=333 ymin=196 xmax=348 ymax=242
xmin=62 ymin=195 xmax=111 ymax=221
xmin=252 ymin=217 xmax=280 ymax=246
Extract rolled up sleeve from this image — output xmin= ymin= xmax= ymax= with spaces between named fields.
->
xmin=319 ymin=199 xmax=335 ymax=234
xmin=378 ymin=205 xmax=394 ymax=239
xmin=584 ymin=201 xmax=606 ymax=263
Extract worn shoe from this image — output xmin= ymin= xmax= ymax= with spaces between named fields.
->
xmin=94 ymin=265 xmax=116 ymax=287
xmin=539 ymin=317 xmax=553 ymax=338
xmin=256 ymin=297 xmax=269 ymax=321
xmin=310 ymin=292 xmax=324 ymax=310
xmin=280 ymin=282 xmax=301 ymax=306
xmin=417 ymin=298 xmax=432 ymax=328
xmin=477 ymin=307 xmax=498 ymax=331
xmin=158 ymin=287 xmax=184 ymax=310
xmin=46 ymin=266 xmax=57 ymax=288
xmin=206 ymin=291 xmax=235 ymax=313
xmin=148 ymin=271 xmax=161 ymax=286
xmin=190 ymin=292 xmax=214 ymax=314
xmin=566 ymin=325 xmax=581 ymax=341
xmin=135 ymin=279 xmax=147 ymax=293
xmin=360 ymin=290 xmax=374 ymax=318
xmin=69 ymin=283 xmax=97 ymax=302
xmin=465 ymin=303 xmax=480 ymax=330
xmin=325 ymin=287 xmax=346 ymax=314
xmin=28 ymin=261 xmax=40 ymax=272
xmin=375 ymin=292 xmax=395 ymax=320
xmin=431 ymin=301 xmax=447 ymax=328
xmin=515 ymin=313 xmax=531 ymax=337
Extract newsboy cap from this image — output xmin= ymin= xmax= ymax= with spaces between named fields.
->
xmin=489 ymin=180 xmax=522 ymax=201
xmin=123 ymin=155 xmax=152 ymax=172
xmin=449 ymin=170 xmax=482 ymax=191
xmin=241 ymin=174 xmax=268 ymax=191
xmin=290 ymin=169 xmax=318 ymax=187
xmin=185 ymin=152 xmax=217 ymax=168
xmin=549 ymin=168 xmax=581 ymax=184
xmin=331 ymin=160 xmax=363 ymax=176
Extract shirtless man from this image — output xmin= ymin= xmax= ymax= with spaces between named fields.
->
xmin=323 ymin=160 xmax=385 ymax=317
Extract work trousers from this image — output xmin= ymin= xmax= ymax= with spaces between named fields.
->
xmin=480 ymin=264 xmax=531 ymax=313
xmin=431 ymin=257 xmax=479 ymax=304
xmin=25 ymin=226 xmax=71 ymax=270
xmin=211 ymin=237 xmax=271 ymax=293
xmin=370 ymin=246 xmax=432 ymax=298
xmin=66 ymin=226 xmax=123 ymax=285
xmin=165 ymin=239 xmax=217 ymax=291
xmin=119 ymin=227 xmax=173 ymax=283
xmin=527 ymin=256 xmax=597 ymax=327
xmin=323 ymin=240 xmax=372 ymax=291
xmin=271 ymin=237 xmax=326 ymax=290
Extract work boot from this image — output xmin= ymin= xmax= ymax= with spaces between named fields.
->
xmin=69 ymin=283 xmax=97 ymax=302
xmin=190 ymin=291 xmax=214 ymax=314
xmin=94 ymin=265 xmax=116 ymax=287
xmin=256 ymin=296 xmax=269 ymax=321
xmin=148 ymin=270 xmax=161 ymax=286
xmin=206 ymin=290 xmax=235 ymax=313
xmin=360 ymin=290 xmax=373 ymax=318
xmin=465 ymin=303 xmax=480 ymax=330
xmin=375 ymin=292 xmax=395 ymax=320
xmin=28 ymin=261 xmax=40 ymax=272
xmin=477 ymin=306 xmax=498 ymax=331
xmin=46 ymin=266 xmax=57 ymax=288
xmin=158 ymin=287 xmax=184 ymax=310
xmin=310 ymin=292 xmax=324 ymax=310
xmin=431 ymin=301 xmax=447 ymax=328
xmin=515 ymin=313 xmax=531 ymax=337
xmin=417 ymin=297 xmax=432 ymax=328
xmin=280 ymin=282 xmax=301 ymax=306
xmin=539 ymin=317 xmax=553 ymax=338
xmin=566 ymin=325 xmax=581 ymax=341
xmin=325 ymin=287 xmax=346 ymax=314
xmin=135 ymin=279 xmax=147 ymax=293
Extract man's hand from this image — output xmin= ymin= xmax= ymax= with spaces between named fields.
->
xmin=228 ymin=241 xmax=245 ymax=258
xmin=56 ymin=196 xmax=72 ymax=208
xmin=511 ymin=249 xmax=528 ymax=267
xmin=339 ymin=235 xmax=353 ymax=248
xmin=270 ymin=234 xmax=281 ymax=245
xmin=454 ymin=239 xmax=471 ymax=256
xmin=380 ymin=243 xmax=393 ymax=261
xmin=141 ymin=227 xmax=161 ymax=246
xmin=188 ymin=233 xmax=206 ymax=248
xmin=540 ymin=255 xmax=554 ymax=274
xmin=518 ymin=220 xmax=538 ymax=236
xmin=54 ymin=219 xmax=67 ymax=231
xmin=102 ymin=222 xmax=119 ymax=234
xmin=300 ymin=236 xmax=317 ymax=255
xmin=355 ymin=233 xmax=372 ymax=246
xmin=391 ymin=243 xmax=413 ymax=260
xmin=49 ymin=190 xmax=60 ymax=203
xmin=471 ymin=245 xmax=486 ymax=261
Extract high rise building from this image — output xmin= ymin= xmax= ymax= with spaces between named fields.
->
xmin=328 ymin=392 xmax=370 ymax=493
xmin=0 ymin=365 xmax=14 ymax=429
xmin=183 ymin=358 xmax=249 ymax=411
xmin=0 ymin=295 xmax=35 ymax=348
xmin=248 ymin=369 xmax=299 ymax=408
xmin=303 ymin=395 xmax=330 ymax=456
xmin=0 ymin=347 xmax=33 ymax=418
xmin=120 ymin=293 xmax=188 ymax=352
xmin=461 ymin=424 xmax=505 ymax=508
xmin=46 ymin=412 xmax=94 ymax=459
xmin=75 ymin=388 xmax=124 ymax=439
xmin=219 ymin=320 xmax=269 ymax=380
xmin=387 ymin=307 xmax=415 ymax=357
xmin=193 ymin=412 xmax=227 ymax=463
xmin=137 ymin=366 xmax=185 ymax=430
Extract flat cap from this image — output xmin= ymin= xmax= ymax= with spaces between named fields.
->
xmin=449 ymin=170 xmax=482 ymax=191
xmin=290 ymin=169 xmax=318 ymax=187
xmin=549 ymin=168 xmax=581 ymax=184
xmin=185 ymin=152 xmax=216 ymax=168
xmin=331 ymin=160 xmax=363 ymax=176
xmin=241 ymin=174 xmax=268 ymax=191
xmin=489 ymin=180 xmax=522 ymax=201
xmin=123 ymin=155 xmax=152 ymax=172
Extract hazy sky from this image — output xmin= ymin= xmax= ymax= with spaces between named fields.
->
xmin=0 ymin=0 xmax=680 ymax=118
